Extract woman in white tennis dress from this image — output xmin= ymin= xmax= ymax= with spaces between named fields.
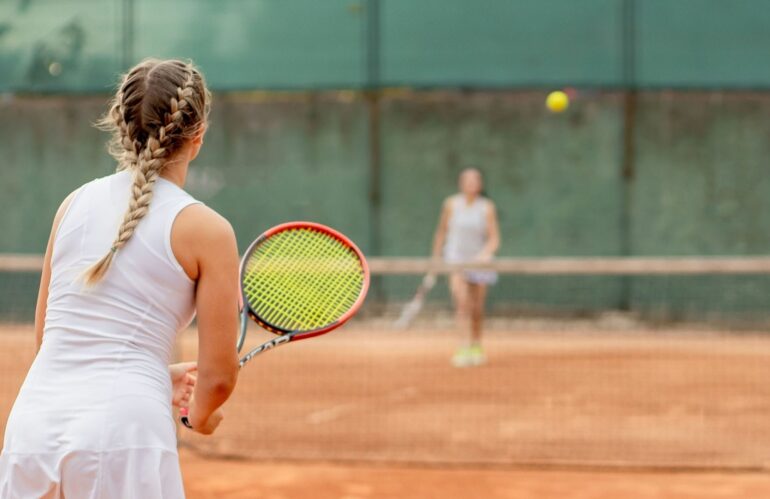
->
xmin=432 ymin=169 xmax=500 ymax=367
xmin=0 ymin=59 xmax=240 ymax=498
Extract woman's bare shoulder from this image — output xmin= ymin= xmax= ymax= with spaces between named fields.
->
xmin=442 ymin=195 xmax=458 ymax=208
xmin=172 ymin=204 xmax=237 ymax=279
xmin=176 ymin=204 xmax=234 ymax=240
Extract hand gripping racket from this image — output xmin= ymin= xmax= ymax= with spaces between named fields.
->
xmin=181 ymin=222 xmax=369 ymax=429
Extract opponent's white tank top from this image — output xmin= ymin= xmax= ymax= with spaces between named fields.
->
xmin=443 ymin=194 xmax=490 ymax=262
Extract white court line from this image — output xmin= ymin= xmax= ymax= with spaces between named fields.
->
xmin=306 ymin=386 xmax=420 ymax=425
xmin=306 ymin=402 xmax=359 ymax=424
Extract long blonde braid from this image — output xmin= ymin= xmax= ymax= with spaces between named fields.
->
xmin=84 ymin=60 xmax=209 ymax=285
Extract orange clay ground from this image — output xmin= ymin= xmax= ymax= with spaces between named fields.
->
xmin=3 ymin=324 xmax=770 ymax=498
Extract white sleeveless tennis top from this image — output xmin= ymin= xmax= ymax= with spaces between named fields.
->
xmin=442 ymin=194 xmax=497 ymax=285
xmin=43 ymin=170 xmax=199 ymax=367
xmin=0 ymin=170 xmax=199 ymax=498
xmin=443 ymin=194 xmax=491 ymax=262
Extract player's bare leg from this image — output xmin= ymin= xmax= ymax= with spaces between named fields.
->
xmin=468 ymin=283 xmax=488 ymax=366
xmin=450 ymin=273 xmax=474 ymax=367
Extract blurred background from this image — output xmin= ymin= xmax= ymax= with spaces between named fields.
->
xmin=2 ymin=1 xmax=770 ymax=315
xmin=3 ymin=1 xmax=770 ymax=498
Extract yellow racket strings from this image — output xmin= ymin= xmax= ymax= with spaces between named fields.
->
xmin=242 ymin=228 xmax=365 ymax=331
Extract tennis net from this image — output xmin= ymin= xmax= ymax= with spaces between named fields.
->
xmin=2 ymin=255 xmax=770 ymax=469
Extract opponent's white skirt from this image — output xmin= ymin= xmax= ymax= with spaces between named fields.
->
xmin=463 ymin=269 xmax=498 ymax=285
xmin=443 ymin=253 xmax=498 ymax=286
xmin=0 ymin=447 xmax=184 ymax=499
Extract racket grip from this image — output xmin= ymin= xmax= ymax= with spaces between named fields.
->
xmin=179 ymin=407 xmax=193 ymax=429
xmin=236 ymin=309 xmax=248 ymax=353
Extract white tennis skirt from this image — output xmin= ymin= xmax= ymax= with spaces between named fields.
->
xmin=444 ymin=257 xmax=498 ymax=285
xmin=0 ymin=448 xmax=184 ymax=499
xmin=0 ymin=357 xmax=185 ymax=499
xmin=463 ymin=269 xmax=498 ymax=285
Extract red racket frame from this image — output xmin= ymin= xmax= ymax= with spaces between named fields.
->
xmin=239 ymin=221 xmax=370 ymax=342
xmin=182 ymin=222 xmax=369 ymax=429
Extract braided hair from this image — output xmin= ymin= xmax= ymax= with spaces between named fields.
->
xmin=84 ymin=59 xmax=210 ymax=285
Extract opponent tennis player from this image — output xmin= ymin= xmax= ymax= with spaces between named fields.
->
xmin=0 ymin=59 xmax=240 ymax=498
xmin=432 ymin=168 xmax=500 ymax=367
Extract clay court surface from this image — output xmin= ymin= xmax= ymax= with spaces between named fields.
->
xmin=3 ymin=323 xmax=770 ymax=497
xmin=180 ymin=450 xmax=770 ymax=499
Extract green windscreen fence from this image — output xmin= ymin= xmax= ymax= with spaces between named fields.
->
xmin=4 ymin=91 xmax=770 ymax=257
xmin=0 ymin=1 xmax=122 ymax=93
xmin=379 ymin=0 xmax=624 ymax=87
xmin=2 ymin=0 xmax=770 ymax=92
xmin=636 ymin=0 xmax=770 ymax=88
xmin=3 ymin=90 xmax=770 ymax=318
xmin=133 ymin=0 xmax=367 ymax=90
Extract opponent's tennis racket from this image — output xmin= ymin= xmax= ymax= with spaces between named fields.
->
xmin=394 ymin=273 xmax=436 ymax=329
xmin=181 ymin=222 xmax=369 ymax=428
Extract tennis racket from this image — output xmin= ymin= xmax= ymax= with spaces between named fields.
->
xmin=181 ymin=221 xmax=369 ymax=428
xmin=394 ymin=273 xmax=436 ymax=329
xmin=235 ymin=221 xmax=369 ymax=365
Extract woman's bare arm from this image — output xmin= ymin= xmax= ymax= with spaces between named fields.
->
xmin=479 ymin=201 xmax=500 ymax=260
xmin=172 ymin=204 xmax=240 ymax=434
xmin=431 ymin=198 xmax=452 ymax=259
xmin=35 ymin=191 xmax=78 ymax=351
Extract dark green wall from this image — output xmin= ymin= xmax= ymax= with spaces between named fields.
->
xmin=3 ymin=91 xmax=770 ymax=257
xmin=0 ymin=94 xmax=371 ymax=254
xmin=626 ymin=92 xmax=770 ymax=320
xmin=2 ymin=1 xmax=770 ymax=92
xmin=3 ymin=1 xmax=770 ymax=321
xmin=632 ymin=93 xmax=770 ymax=255
xmin=637 ymin=1 xmax=770 ymax=88
xmin=3 ymin=91 xmax=770 ymax=320
xmin=195 ymin=94 xmax=371 ymax=251
xmin=379 ymin=92 xmax=624 ymax=257
xmin=0 ymin=97 xmax=109 ymax=252
xmin=380 ymin=0 xmax=624 ymax=87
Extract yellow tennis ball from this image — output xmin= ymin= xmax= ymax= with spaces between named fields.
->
xmin=546 ymin=91 xmax=569 ymax=113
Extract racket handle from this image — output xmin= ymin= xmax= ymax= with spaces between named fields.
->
xmin=179 ymin=407 xmax=193 ymax=429
xmin=238 ymin=332 xmax=295 ymax=368
xmin=236 ymin=308 xmax=248 ymax=353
